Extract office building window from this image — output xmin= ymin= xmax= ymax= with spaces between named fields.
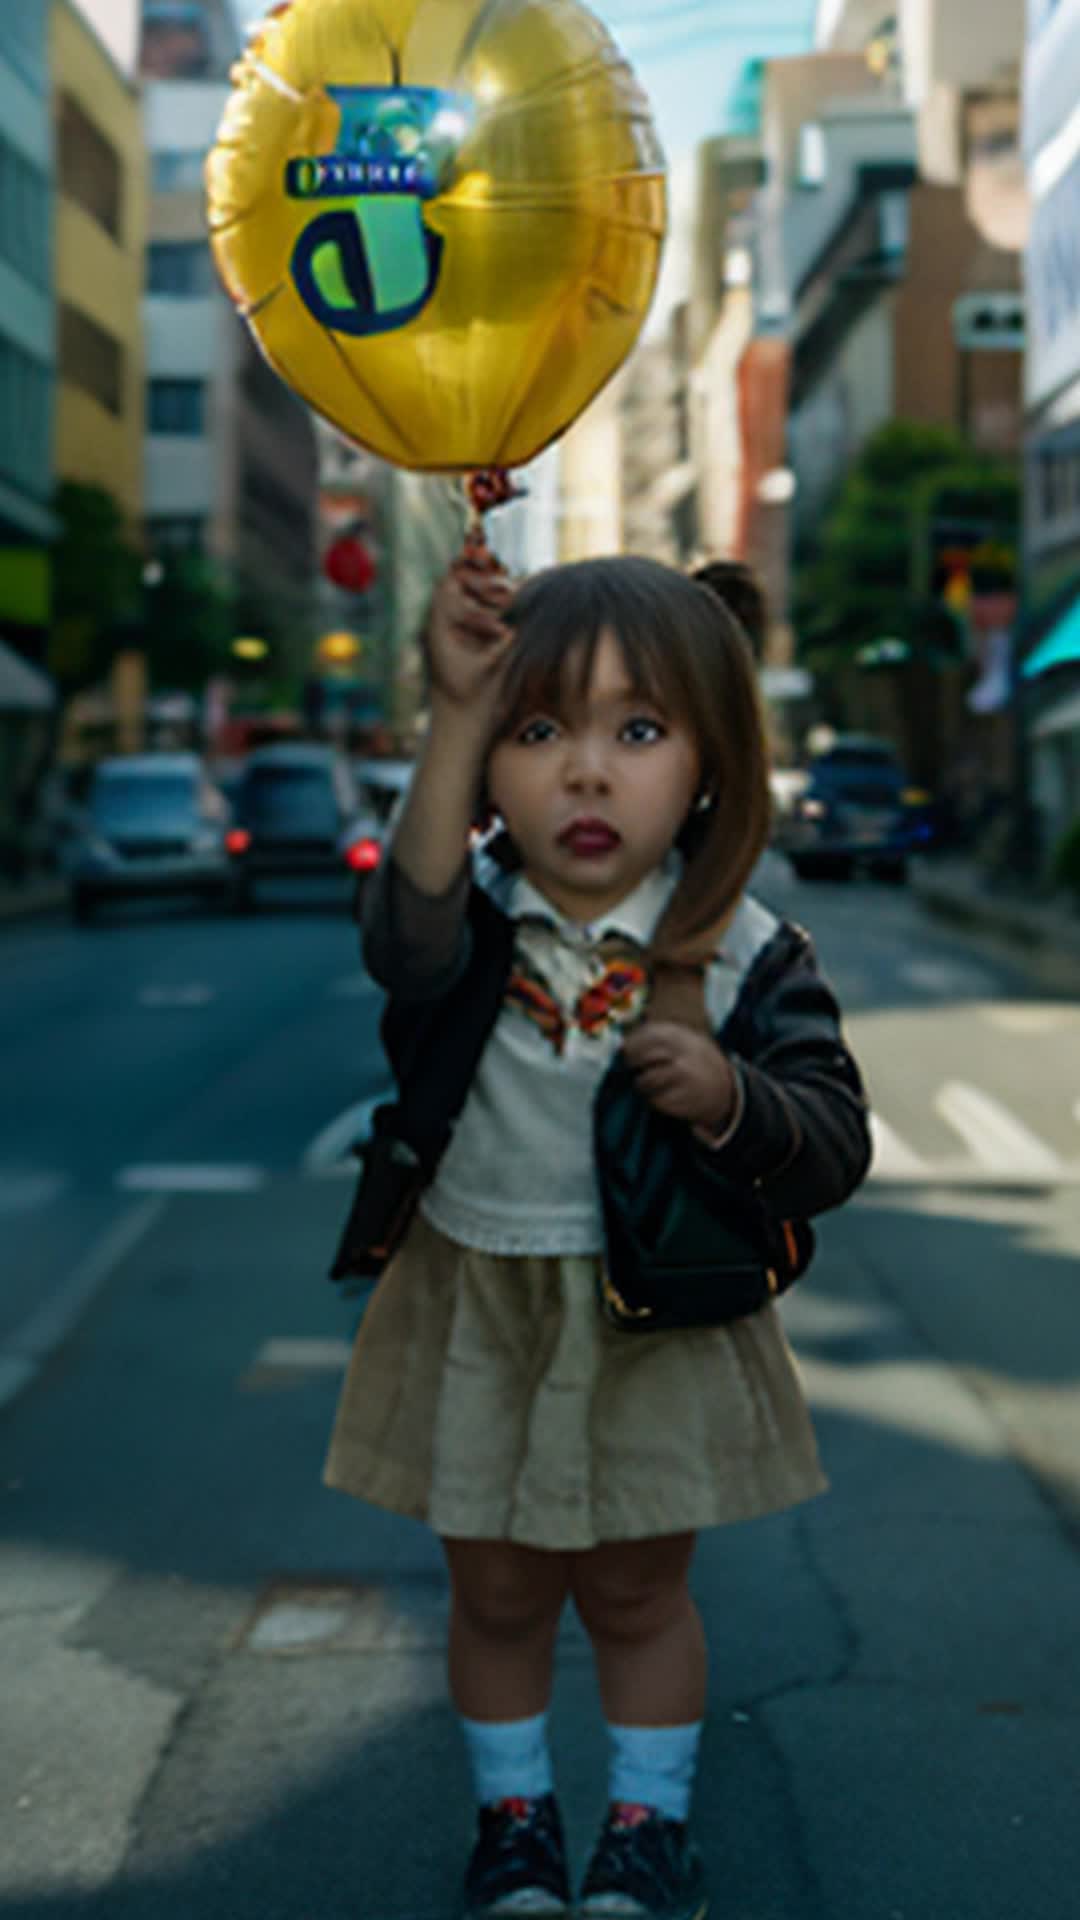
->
xmin=0 ymin=337 xmax=52 ymax=499
xmin=0 ymin=138 xmax=51 ymax=291
xmin=148 ymin=379 xmax=206 ymax=435
xmin=146 ymin=241 xmax=212 ymax=295
xmin=140 ymin=10 xmax=212 ymax=80
xmin=59 ymin=303 xmax=125 ymax=416
xmin=146 ymin=514 xmax=206 ymax=552
xmin=151 ymin=151 xmax=206 ymax=193
xmin=57 ymin=94 xmax=123 ymax=241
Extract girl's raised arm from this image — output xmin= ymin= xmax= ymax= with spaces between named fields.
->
xmin=362 ymin=543 xmax=515 ymax=995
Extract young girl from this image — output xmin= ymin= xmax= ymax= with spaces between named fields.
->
xmin=324 ymin=547 xmax=871 ymax=1920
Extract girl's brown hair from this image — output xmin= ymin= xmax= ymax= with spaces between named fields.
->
xmin=497 ymin=555 xmax=772 ymax=968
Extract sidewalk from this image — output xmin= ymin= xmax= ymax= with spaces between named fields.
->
xmin=912 ymin=854 xmax=1080 ymax=991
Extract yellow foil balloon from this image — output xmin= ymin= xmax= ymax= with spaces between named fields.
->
xmin=206 ymin=0 xmax=666 ymax=471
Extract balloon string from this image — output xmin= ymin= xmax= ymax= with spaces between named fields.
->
xmin=465 ymin=468 xmax=524 ymax=547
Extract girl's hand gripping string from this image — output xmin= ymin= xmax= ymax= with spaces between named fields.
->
xmin=391 ymin=546 xmax=516 ymax=900
xmin=426 ymin=541 xmax=516 ymax=719
xmin=622 ymin=1022 xmax=738 ymax=1137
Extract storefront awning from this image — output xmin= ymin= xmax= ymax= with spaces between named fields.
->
xmin=1021 ymin=595 xmax=1080 ymax=679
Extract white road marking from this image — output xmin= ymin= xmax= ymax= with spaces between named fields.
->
xmin=302 ymin=1094 xmax=391 ymax=1177
xmin=0 ymin=1196 xmax=167 ymax=1411
xmin=139 ymin=985 xmax=216 ymax=1008
xmin=982 ymin=1006 xmax=1072 ymax=1036
xmin=0 ymin=1170 xmax=69 ymax=1215
xmin=934 ymin=1083 xmax=1062 ymax=1177
xmin=115 ymin=1164 xmax=267 ymax=1193
xmin=869 ymin=1114 xmax=929 ymax=1180
xmin=328 ymin=973 xmax=379 ymax=999
xmin=252 ymin=1337 xmax=352 ymax=1372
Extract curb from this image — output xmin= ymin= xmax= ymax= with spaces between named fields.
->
xmin=911 ymin=860 xmax=1080 ymax=990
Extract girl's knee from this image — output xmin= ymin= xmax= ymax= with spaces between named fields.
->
xmin=570 ymin=1536 xmax=696 ymax=1644
xmin=445 ymin=1540 xmax=569 ymax=1643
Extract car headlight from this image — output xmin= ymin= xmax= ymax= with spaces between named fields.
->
xmin=800 ymin=798 xmax=827 ymax=821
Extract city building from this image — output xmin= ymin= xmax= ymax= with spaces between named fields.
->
xmin=1019 ymin=0 xmax=1080 ymax=860
xmin=740 ymin=0 xmax=1026 ymax=789
xmin=139 ymin=0 xmax=317 ymax=674
xmin=687 ymin=137 xmax=763 ymax=576
xmin=52 ymin=0 xmax=146 ymax=521
xmin=0 ymin=2 xmax=57 ymax=670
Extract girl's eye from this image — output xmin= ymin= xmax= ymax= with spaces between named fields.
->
xmin=620 ymin=715 xmax=666 ymax=745
xmin=517 ymin=717 xmax=558 ymax=745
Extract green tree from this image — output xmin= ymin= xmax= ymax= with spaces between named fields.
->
xmin=143 ymin=552 xmax=234 ymax=692
xmin=51 ymin=482 xmax=142 ymax=690
xmin=794 ymin=421 xmax=1019 ymax=667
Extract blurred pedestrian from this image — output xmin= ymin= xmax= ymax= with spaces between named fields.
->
xmin=325 ymin=548 xmax=871 ymax=1920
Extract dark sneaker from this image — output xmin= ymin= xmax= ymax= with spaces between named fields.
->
xmin=579 ymin=1803 xmax=708 ymax=1920
xmin=464 ymin=1793 xmax=571 ymax=1917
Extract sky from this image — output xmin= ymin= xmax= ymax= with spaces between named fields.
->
xmin=232 ymin=0 xmax=821 ymax=164
xmin=72 ymin=0 xmax=139 ymax=73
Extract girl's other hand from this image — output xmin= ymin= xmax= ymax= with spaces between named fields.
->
xmin=622 ymin=1021 xmax=738 ymax=1134
xmin=426 ymin=543 xmax=515 ymax=713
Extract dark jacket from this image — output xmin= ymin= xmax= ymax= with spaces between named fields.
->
xmin=330 ymin=859 xmax=873 ymax=1294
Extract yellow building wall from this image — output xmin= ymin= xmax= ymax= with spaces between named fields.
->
xmin=51 ymin=0 xmax=146 ymax=522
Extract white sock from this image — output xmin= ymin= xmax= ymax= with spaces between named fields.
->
xmin=459 ymin=1711 xmax=554 ymax=1807
xmin=606 ymin=1721 xmax=704 ymax=1823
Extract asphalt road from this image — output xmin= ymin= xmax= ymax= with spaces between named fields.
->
xmin=2 ymin=857 xmax=1080 ymax=1919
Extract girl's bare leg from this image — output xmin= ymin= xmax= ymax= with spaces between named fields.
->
xmin=569 ymin=1532 xmax=706 ymax=1725
xmin=442 ymin=1537 xmax=573 ymax=1721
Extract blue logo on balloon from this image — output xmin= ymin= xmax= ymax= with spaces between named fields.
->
xmin=287 ymin=87 xmax=474 ymax=337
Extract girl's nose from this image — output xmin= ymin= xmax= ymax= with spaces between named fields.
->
xmin=563 ymin=735 xmax=612 ymax=790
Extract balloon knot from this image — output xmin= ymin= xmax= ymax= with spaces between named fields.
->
xmin=466 ymin=468 xmax=525 ymax=537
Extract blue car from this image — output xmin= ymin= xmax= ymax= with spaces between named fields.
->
xmin=778 ymin=736 xmax=935 ymax=883
xmin=65 ymin=753 xmax=237 ymax=923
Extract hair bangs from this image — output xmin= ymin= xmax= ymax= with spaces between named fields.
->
xmin=500 ymin=559 xmax=698 ymax=737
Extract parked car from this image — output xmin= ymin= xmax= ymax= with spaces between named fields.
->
xmin=226 ymin=743 xmax=382 ymax=910
xmin=66 ymin=753 xmax=236 ymax=923
xmin=776 ymin=735 xmax=935 ymax=882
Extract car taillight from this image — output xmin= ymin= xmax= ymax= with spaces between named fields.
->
xmin=345 ymin=837 xmax=381 ymax=873
xmin=226 ymin=829 xmax=252 ymax=855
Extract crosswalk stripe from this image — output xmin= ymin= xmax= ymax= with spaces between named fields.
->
xmin=869 ymin=1114 xmax=929 ymax=1179
xmin=115 ymin=1165 xmax=267 ymax=1193
xmin=934 ymin=1083 xmax=1062 ymax=1177
xmin=302 ymin=1094 xmax=392 ymax=1177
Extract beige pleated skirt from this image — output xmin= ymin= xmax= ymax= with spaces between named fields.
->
xmin=323 ymin=1210 xmax=827 ymax=1549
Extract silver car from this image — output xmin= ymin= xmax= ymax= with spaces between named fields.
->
xmin=66 ymin=753 xmax=236 ymax=923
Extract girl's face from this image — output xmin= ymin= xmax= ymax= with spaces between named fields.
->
xmin=487 ymin=629 xmax=702 ymax=923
